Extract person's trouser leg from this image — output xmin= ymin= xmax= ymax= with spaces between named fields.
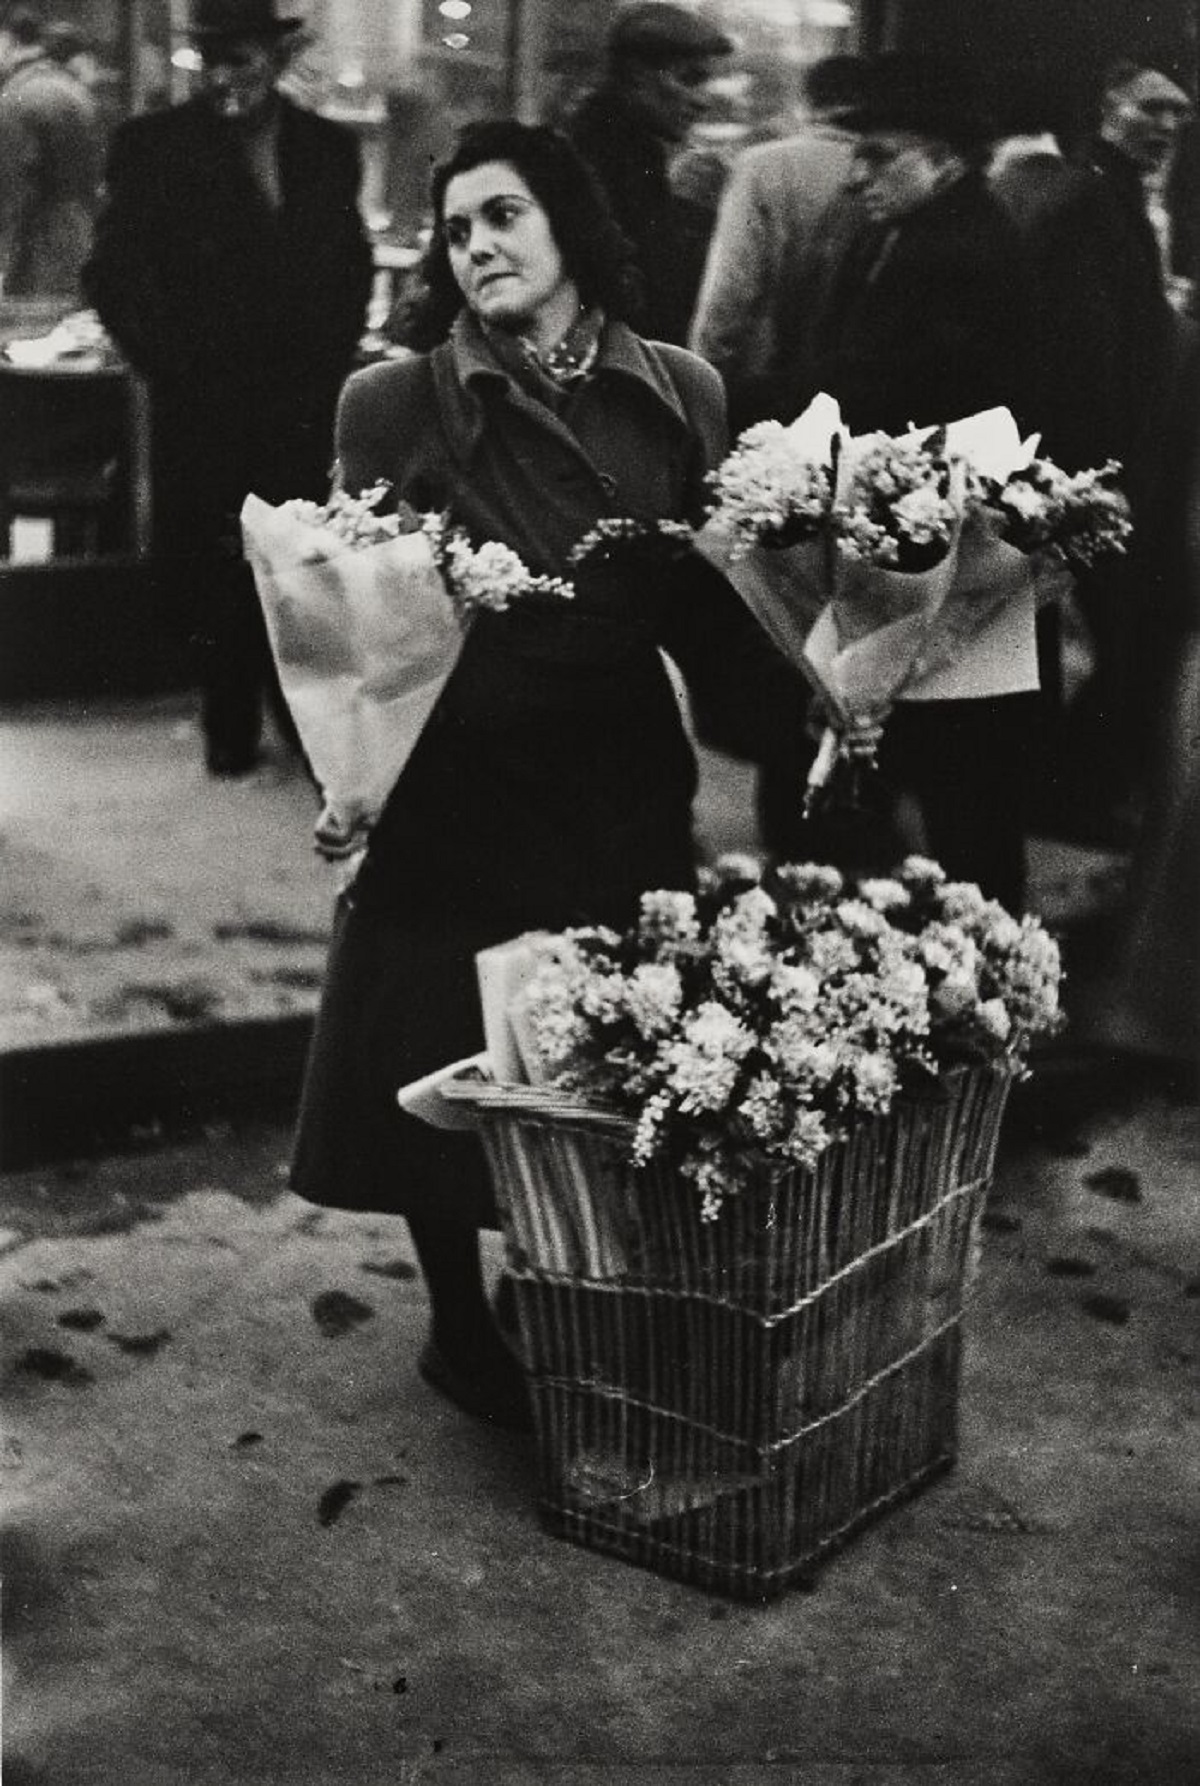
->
xmin=198 ymin=559 xmax=267 ymax=775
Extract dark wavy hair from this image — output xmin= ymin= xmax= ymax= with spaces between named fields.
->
xmin=396 ymin=120 xmax=643 ymax=350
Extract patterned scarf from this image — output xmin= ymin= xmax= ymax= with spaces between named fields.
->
xmin=482 ymin=306 xmax=606 ymax=409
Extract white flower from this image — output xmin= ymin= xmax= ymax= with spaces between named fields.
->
xmin=938 ymin=881 xmax=990 ymax=923
xmin=900 ymin=855 xmax=946 ymax=887
xmin=893 ymin=483 xmax=956 ymax=543
xmin=632 ymin=1089 xmax=672 ymax=1165
xmin=809 ymin=929 xmax=860 ymax=976
xmin=435 ymin=525 xmax=571 ymax=614
xmin=716 ymin=934 xmax=774 ymax=986
xmin=771 ymin=961 xmax=821 ymax=1012
xmin=784 ymin=1107 xmax=832 ymax=1169
xmin=663 ymin=1001 xmax=754 ymax=1113
xmin=858 ymin=877 xmax=910 ymax=912
xmin=977 ymin=998 xmax=1012 ymax=1042
xmin=985 ymin=914 xmax=1024 ymax=953
xmin=638 ymin=890 xmax=700 ymax=950
xmin=767 ymin=1019 xmax=839 ymax=1084
xmin=706 ymin=421 xmax=833 ymax=552
xmin=852 ymin=1049 xmax=896 ymax=1106
xmin=836 ymin=898 xmax=890 ymax=938
xmin=739 ymin=1072 xmax=785 ymax=1141
xmin=999 ymin=480 xmax=1046 ymax=521
xmin=624 ymin=962 xmax=684 ymax=1038
xmin=714 ymin=888 xmax=777 ymax=984
xmin=776 ymin=862 xmax=845 ymax=901
xmin=578 ymin=972 xmax=627 ymax=1024
xmin=713 ymin=850 xmax=764 ymax=884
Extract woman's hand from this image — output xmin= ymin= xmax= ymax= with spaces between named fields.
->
xmin=313 ymin=804 xmax=372 ymax=862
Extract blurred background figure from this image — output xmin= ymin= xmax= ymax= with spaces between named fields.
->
xmin=1084 ymin=338 xmax=1200 ymax=1084
xmin=563 ymin=1 xmax=733 ymax=345
xmin=83 ymin=0 xmax=373 ymax=779
xmin=0 ymin=5 xmax=103 ymax=301
xmin=1088 ymin=54 xmax=1194 ymax=315
xmin=690 ymin=53 xmax=865 ymax=435
xmin=805 ymin=53 xmax=1034 ymax=435
xmin=990 ymin=54 xmax=1193 ymax=846
xmin=797 ymin=53 xmax=1040 ymax=909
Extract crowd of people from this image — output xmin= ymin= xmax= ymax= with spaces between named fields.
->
xmin=13 ymin=0 xmax=1199 ymax=1424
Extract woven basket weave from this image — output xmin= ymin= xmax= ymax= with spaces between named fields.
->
xmin=445 ymin=1062 xmax=1014 ymax=1600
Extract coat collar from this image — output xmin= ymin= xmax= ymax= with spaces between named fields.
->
xmin=433 ymin=311 xmax=692 ymax=464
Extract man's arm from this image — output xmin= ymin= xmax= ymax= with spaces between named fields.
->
xmin=82 ymin=122 xmax=193 ymax=380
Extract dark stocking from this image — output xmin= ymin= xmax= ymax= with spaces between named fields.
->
xmin=405 ymin=1212 xmax=493 ymax=1357
xmin=405 ymin=1213 xmax=530 ymax=1430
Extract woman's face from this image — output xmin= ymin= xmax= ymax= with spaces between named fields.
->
xmin=441 ymin=160 xmax=581 ymax=347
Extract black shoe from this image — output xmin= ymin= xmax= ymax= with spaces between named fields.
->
xmin=206 ymin=746 xmax=263 ymax=779
xmin=418 ymin=1335 xmax=532 ymax=1433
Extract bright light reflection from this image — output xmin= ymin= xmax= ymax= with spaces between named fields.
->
xmin=443 ymin=32 xmax=470 ymax=49
xmin=170 ymin=47 xmax=202 ymax=71
xmin=439 ymin=1 xmax=473 ymax=19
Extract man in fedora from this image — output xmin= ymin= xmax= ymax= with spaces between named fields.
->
xmin=801 ymin=55 xmax=1042 ymax=913
xmin=84 ymin=0 xmax=373 ymax=776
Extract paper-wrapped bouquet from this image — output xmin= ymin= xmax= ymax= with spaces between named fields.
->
xmin=695 ymin=395 xmax=1132 ymax=807
xmin=241 ymin=485 xmax=570 ymax=866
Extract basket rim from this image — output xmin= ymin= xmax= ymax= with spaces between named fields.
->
xmin=439 ymin=1057 xmax=1017 ymax=1136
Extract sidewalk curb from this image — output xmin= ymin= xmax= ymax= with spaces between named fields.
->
xmin=1 ymin=1014 xmax=313 ymax=1171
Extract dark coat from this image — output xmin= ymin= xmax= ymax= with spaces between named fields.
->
xmin=291 ymin=317 xmax=810 ymax=1221
xmin=565 ymin=86 xmax=713 ymax=346
xmin=802 ymin=172 xmax=1044 ymax=909
xmin=1059 ymin=138 xmax=1180 ymax=506
xmin=83 ymin=95 xmax=373 ymax=553
xmin=807 ymin=171 xmax=1039 ymax=437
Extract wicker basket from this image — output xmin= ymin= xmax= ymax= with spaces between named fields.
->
xmin=444 ymin=1062 xmax=1014 ymax=1600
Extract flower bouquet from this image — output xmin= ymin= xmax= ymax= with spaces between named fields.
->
xmin=520 ymin=853 xmax=1062 ymax=1221
xmin=696 ymin=395 xmax=1132 ymax=812
xmin=240 ymin=485 xmax=570 ymax=865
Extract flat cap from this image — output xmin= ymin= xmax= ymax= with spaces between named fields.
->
xmin=609 ymin=4 xmax=733 ymax=64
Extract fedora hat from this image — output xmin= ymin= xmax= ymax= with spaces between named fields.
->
xmin=842 ymin=54 xmax=992 ymax=154
xmin=187 ymin=0 xmax=304 ymax=38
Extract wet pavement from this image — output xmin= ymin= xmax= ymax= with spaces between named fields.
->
xmin=2 ymin=1083 xmax=1198 ymax=1785
xmin=2 ymin=693 xmax=1198 ymax=1783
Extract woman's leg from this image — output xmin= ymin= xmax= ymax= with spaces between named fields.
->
xmin=406 ymin=1212 xmax=530 ymax=1430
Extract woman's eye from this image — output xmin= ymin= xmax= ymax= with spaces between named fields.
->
xmin=445 ymin=220 xmax=469 ymax=249
xmin=487 ymin=202 xmax=522 ymax=228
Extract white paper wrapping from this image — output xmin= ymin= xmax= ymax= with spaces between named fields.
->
xmin=240 ymin=493 xmax=465 ymax=834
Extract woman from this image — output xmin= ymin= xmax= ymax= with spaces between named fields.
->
xmin=290 ymin=122 xmax=808 ymax=1428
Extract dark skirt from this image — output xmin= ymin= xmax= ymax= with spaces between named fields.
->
xmin=290 ymin=893 xmax=512 ymax=1230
